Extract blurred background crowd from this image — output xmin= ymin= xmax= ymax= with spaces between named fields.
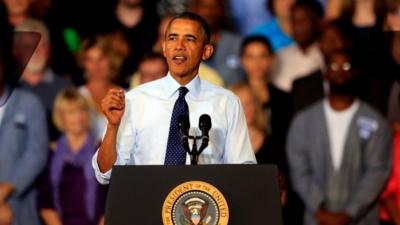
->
xmin=1 ymin=0 xmax=400 ymax=224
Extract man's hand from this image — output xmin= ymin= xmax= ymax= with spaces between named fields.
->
xmin=0 ymin=183 xmax=15 ymax=204
xmin=316 ymin=208 xmax=352 ymax=225
xmin=101 ymin=89 xmax=125 ymax=127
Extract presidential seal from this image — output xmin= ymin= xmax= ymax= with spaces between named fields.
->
xmin=162 ymin=181 xmax=229 ymax=225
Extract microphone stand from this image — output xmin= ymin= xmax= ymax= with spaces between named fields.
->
xmin=181 ymin=135 xmax=209 ymax=165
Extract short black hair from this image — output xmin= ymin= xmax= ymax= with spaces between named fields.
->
xmin=166 ymin=12 xmax=211 ymax=44
xmin=240 ymin=35 xmax=274 ymax=56
xmin=292 ymin=0 xmax=324 ymax=19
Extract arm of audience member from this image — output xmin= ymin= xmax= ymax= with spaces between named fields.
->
xmin=40 ymin=209 xmax=62 ymax=225
xmin=344 ymin=121 xmax=392 ymax=221
xmin=224 ymin=97 xmax=257 ymax=164
xmin=5 ymin=94 xmax=48 ymax=197
xmin=287 ymin=114 xmax=324 ymax=214
xmin=93 ymin=89 xmax=134 ymax=184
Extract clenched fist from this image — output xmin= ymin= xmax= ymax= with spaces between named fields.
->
xmin=101 ymin=89 xmax=125 ymax=127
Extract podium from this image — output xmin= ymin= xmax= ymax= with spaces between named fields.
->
xmin=105 ymin=165 xmax=283 ymax=225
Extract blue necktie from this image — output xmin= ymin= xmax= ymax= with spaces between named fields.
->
xmin=164 ymin=87 xmax=189 ymax=165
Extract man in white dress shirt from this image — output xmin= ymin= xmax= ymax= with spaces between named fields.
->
xmin=93 ymin=12 xmax=256 ymax=184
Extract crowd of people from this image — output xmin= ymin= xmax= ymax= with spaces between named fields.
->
xmin=1 ymin=0 xmax=400 ymax=224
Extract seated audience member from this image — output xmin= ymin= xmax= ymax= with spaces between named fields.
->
xmin=15 ymin=18 xmax=72 ymax=144
xmin=287 ymin=49 xmax=392 ymax=225
xmin=380 ymin=132 xmax=400 ymax=225
xmin=272 ymin=0 xmax=325 ymax=93
xmin=38 ymin=89 xmax=107 ymax=225
xmin=190 ymin=0 xmax=245 ymax=86
xmin=130 ymin=52 xmax=168 ymax=89
xmin=77 ymin=35 xmax=123 ymax=140
xmin=291 ymin=19 xmax=353 ymax=115
xmin=0 ymin=29 xmax=48 ymax=225
xmin=239 ymin=35 xmax=290 ymax=169
xmin=251 ymin=0 xmax=295 ymax=52
xmin=154 ymin=14 xmax=225 ymax=87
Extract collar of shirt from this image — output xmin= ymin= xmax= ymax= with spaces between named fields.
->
xmin=0 ymin=86 xmax=10 ymax=106
xmin=0 ymin=86 xmax=10 ymax=127
xmin=163 ymin=72 xmax=201 ymax=100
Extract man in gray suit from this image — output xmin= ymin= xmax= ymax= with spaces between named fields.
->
xmin=0 ymin=34 xmax=48 ymax=225
xmin=287 ymin=49 xmax=392 ymax=225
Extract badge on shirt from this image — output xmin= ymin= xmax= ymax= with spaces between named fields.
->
xmin=357 ymin=116 xmax=378 ymax=139
xmin=14 ymin=113 xmax=27 ymax=129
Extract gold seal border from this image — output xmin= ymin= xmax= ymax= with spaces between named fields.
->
xmin=162 ymin=180 xmax=229 ymax=225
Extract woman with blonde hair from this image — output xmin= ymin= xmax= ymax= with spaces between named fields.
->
xmin=38 ymin=89 xmax=106 ymax=225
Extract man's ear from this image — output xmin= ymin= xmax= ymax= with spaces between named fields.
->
xmin=202 ymin=44 xmax=214 ymax=61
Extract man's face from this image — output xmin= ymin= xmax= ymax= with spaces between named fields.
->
xmin=162 ymin=18 xmax=213 ymax=80
xmin=326 ymin=52 xmax=359 ymax=95
xmin=291 ymin=6 xmax=317 ymax=47
xmin=24 ymin=39 xmax=50 ymax=73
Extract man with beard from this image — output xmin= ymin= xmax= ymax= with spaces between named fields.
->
xmin=287 ymin=49 xmax=392 ymax=225
xmin=15 ymin=19 xmax=71 ymax=144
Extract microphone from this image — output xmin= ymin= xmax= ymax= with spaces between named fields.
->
xmin=198 ymin=114 xmax=211 ymax=154
xmin=178 ymin=115 xmax=190 ymax=143
xmin=199 ymin=114 xmax=211 ymax=138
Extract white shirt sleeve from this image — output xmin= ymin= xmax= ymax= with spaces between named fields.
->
xmin=224 ymin=96 xmax=257 ymax=164
xmin=92 ymin=97 xmax=136 ymax=184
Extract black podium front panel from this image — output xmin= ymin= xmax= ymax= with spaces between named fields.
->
xmin=105 ymin=164 xmax=283 ymax=225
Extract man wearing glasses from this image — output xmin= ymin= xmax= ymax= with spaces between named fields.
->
xmin=287 ymin=49 xmax=392 ymax=225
